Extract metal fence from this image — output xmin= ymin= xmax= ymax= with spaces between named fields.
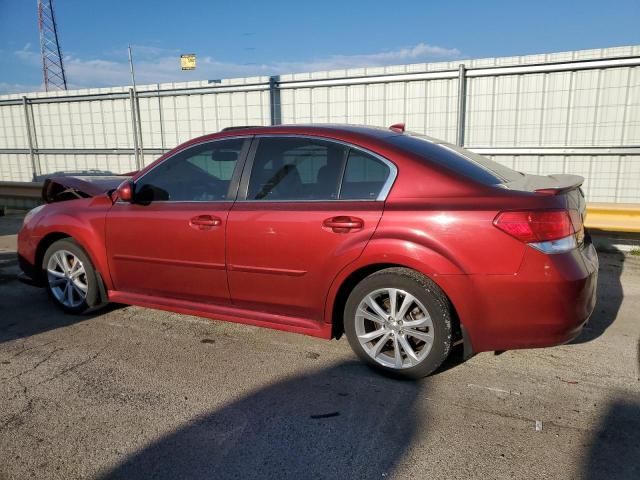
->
xmin=1 ymin=45 xmax=639 ymax=203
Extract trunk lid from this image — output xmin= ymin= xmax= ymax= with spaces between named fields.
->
xmin=503 ymin=172 xmax=587 ymax=246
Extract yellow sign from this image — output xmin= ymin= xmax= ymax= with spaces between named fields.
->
xmin=180 ymin=54 xmax=196 ymax=70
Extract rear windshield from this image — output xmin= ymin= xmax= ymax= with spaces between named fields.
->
xmin=389 ymin=134 xmax=523 ymax=185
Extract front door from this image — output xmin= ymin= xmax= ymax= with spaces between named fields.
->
xmin=106 ymin=137 xmax=249 ymax=304
xmin=226 ymin=136 xmax=396 ymax=321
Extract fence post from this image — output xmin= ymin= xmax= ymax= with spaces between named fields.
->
xmin=157 ymin=83 xmax=165 ymax=150
xmin=269 ymin=76 xmax=281 ymax=125
xmin=22 ymin=96 xmax=40 ymax=181
xmin=134 ymin=89 xmax=144 ymax=164
xmin=129 ymin=88 xmax=141 ymax=171
xmin=456 ymin=64 xmax=467 ymax=146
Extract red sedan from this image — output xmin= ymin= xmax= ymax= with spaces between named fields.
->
xmin=17 ymin=124 xmax=598 ymax=378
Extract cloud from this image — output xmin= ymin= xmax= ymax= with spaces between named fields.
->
xmin=284 ymin=43 xmax=462 ymax=71
xmin=4 ymin=42 xmax=461 ymax=94
xmin=14 ymin=43 xmax=40 ymax=67
xmin=0 ymin=82 xmax=44 ymax=94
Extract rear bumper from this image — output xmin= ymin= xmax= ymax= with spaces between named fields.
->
xmin=442 ymin=242 xmax=598 ymax=353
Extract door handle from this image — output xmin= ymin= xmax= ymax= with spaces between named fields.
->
xmin=323 ymin=216 xmax=364 ymax=233
xmin=189 ymin=215 xmax=222 ymax=230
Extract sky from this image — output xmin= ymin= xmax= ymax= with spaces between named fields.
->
xmin=0 ymin=0 xmax=639 ymax=94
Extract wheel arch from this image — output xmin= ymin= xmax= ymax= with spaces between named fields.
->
xmin=35 ymin=232 xmax=72 ymax=282
xmin=327 ymin=261 xmax=465 ymax=352
xmin=35 ymin=229 xmax=111 ymax=299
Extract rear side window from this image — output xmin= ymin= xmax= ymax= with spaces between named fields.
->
xmin=389 ymin=134 xmax=522 ymax=185
xmin=246 ymin=137 xmax=394 ymax=201
xmin=247 ymin=137 xmax=347 ymax=200
xmin=340 ymin=150 xmax=390 ymax=200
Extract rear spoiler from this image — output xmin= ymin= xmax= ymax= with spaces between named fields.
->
xmin=534 ymin=174 xmax=584 ymax=196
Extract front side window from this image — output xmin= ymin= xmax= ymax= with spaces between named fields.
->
xmin=247 ymin=138 xmax=347 ymax=201
xmin=135 ymin=138 xmax=245 ymax=202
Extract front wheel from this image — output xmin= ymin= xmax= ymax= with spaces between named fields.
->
xmin=43 ymin=238 xmax=103 ymax=314
xmin=344 ymin=268 xmax=452 ymax=379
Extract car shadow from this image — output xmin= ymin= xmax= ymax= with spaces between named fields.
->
xmin=582 ymin=397 xmax=640 ymax=479
xmin=0 ymin=251 xmax=121 ymax=344
xmin=572 ymin=249 xmax=625 ymax=344
xmin=99 ymin=361 xmax=424 ymax=480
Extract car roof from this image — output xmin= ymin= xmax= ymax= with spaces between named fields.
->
xmin=219 ymin=123 xmax=400 ymax=138
xmin=188 ymin=124 xmax=442 ymax=146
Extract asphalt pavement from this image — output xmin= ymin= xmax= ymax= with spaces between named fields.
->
xmin=1 ymin=214 xmax=639 ymax=479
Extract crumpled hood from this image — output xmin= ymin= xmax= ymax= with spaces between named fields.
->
xmin=42 ymin=175 xmax=131 ymax=203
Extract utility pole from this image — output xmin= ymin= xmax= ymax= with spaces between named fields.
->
xmin=128 ymin=45 xmax=144 ymax=169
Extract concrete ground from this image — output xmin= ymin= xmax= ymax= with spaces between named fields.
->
xmin=0 ymin=214 xmax=638 ymax=480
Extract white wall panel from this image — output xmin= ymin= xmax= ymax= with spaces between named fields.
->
xmin=310 ymin=87 xmax=329 ymax=122
xmin=623 ymin=67 xmax=640 ymax=144
xmin=0 ymin=105 xmax=27 ymax=149
xmin=38 ymin=153 xmax=137 ymax=176
xmin=1 ymin=45 xmax=639 ymax=204
xmin=138 ymin=96 xmax=163 ymax=149
xmin=0 ymin=153 xmax=32 ymax=181
xmin=589 ymin=155 xmax=621 ymax=202
xmin=618 ymin=156 xmax=640 ymax=202
xmin=465 ymin=76 xmax=494 ymax=146
xmin=540 ymin=71 xmax=572 ymax=146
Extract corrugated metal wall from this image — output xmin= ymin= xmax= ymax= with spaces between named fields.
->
xmin=1 ymin=45 xmax=639 ymax=203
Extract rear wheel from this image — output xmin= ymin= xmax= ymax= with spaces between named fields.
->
xmin=344 ymin=268 xmax=452 ymax=379
xmin=43 ymin=239 xmax=103 ymax=314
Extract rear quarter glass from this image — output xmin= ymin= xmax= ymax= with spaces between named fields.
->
xmin=389 ymin=134 xmax=523 ymax=185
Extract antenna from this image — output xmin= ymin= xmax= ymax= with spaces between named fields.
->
xmin=38 ymin=0 xmax=68 ymax=91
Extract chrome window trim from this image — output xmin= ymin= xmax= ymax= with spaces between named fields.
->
xmin=114 ymin=200 xmax=235 ymax=205
xmin=127 ymin=135 xmax=252 ymax=204
xmin=239 ymin=134 xmax=398 ymax=202
xmin=233 ymin=198 xmax=382 ymax=204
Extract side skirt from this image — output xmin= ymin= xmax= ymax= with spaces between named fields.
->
xmin=107 ymin=290 xmax=333 ymax=339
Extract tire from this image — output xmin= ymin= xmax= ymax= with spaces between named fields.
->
xmin=42 ymin=238 xmax=104 ymax=314
xmin=344 ymin=267 xmax=452 ymax=379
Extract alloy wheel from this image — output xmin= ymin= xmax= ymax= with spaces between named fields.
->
xmin=355 ymin=288 xmax=434 ymax=369
xmin=46 ymin=249 xmax=88 ymax=308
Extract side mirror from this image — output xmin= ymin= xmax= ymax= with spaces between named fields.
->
xmin=116 ymin=180 xmax=134 ymax=203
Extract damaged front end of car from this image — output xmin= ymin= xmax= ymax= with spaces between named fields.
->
xmin=42 ymin=175 xmax=132 ymax=204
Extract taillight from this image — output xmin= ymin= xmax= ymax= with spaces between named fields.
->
xmin=493 ymin=209 xmax=577 ymax=254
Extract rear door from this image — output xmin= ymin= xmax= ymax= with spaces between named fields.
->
xmin=106 ymin=137 xmax=250 ymax=303
xmin=226 ymin=135 xmax=397 ymax=321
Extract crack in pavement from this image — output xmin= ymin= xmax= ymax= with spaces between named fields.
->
xmin=31 ymin=340 xmax=114 ymax=389
xmin=10 ymin=340 xmax=56 ymax=359
xmin=0 ymin=397 xmax=35 ymax=432
xmin=1 ymin=347 xmax=64 ymax=384
xmin=1 ymin=340 xmax=114 ymax=433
